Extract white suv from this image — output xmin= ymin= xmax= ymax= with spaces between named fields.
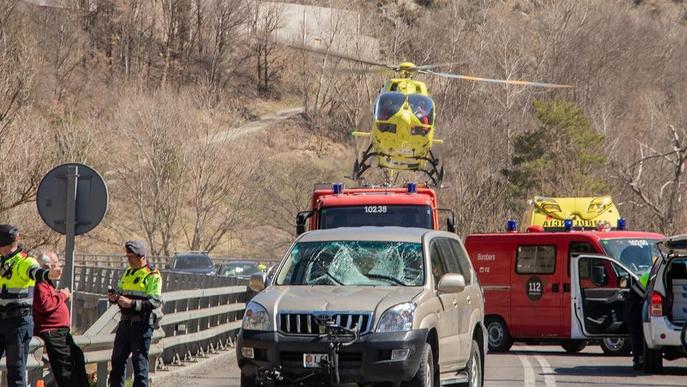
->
xmin=569 ymin=236 xmax=687 ymax=373
xmin=237 ymin=227 xmax=486 ymax=387
xmin=642 ymin=235 xmax=687 ymax=372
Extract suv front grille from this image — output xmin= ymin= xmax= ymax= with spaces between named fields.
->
xmin=278 ymin=312 xmax=372 ymax=335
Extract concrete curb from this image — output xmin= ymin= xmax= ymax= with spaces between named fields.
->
xmin=151 ymin=347 xmax=238 ymax=387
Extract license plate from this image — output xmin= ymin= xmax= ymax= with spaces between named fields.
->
xmin=303 ymin=353 xmax=328 ymax=368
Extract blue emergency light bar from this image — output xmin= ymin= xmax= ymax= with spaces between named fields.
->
xmin=617 ymin=218 xmax=626 ymax=230
xmin=332 ymin=182 xmax=344 ymax=195
xmin=564 ymin=219 xmax=573 ymax=231
xmin=406 ymin=182 xmax=417 ymax=194
xmin=506 ymin=219 xmax=517 ymax=232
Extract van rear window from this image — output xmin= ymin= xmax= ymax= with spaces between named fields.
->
xmin=516 ymin=245 xmax=556 ymax=274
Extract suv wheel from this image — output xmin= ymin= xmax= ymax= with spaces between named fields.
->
xmin=560 ymin=340 xmax=587 ymax=353
xmin=600 ymin=337 xmax=631 ymax=356
xmin=466 ymin=339 xmax=483 ymax=387
xmin=240 ymin=372 xmax=258 ymax=387
xmin=486 ymin=317 xmax=513 ymax=352
xmin=403 ymin=343 xmax=434 ymax=387
xmin=643 ymin=344 xmax=663 ymax=374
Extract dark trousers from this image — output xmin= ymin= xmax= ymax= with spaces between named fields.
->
xmin=0 ymin=315 xmax=33 ymax=387
xmin=38 ymin=328 xmax=90 ymax=387
xmin=109 ymin=320 xmax=153 ymax=387
xmin=625 ymin=290 xmax=645 ymax=361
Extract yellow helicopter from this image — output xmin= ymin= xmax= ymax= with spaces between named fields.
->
xmin=292 ymin=46 xmax=574 ymax=186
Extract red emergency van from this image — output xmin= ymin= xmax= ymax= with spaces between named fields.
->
xmin=465 ymin=226 xmax=664 ymax=354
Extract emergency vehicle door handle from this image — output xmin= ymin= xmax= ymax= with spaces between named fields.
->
xmin=563 ymin=283 xmax=571 ymax=293
xmin=453 ymin=299 xmax=459 ymax=307
xmin=552 ymin=284 xmax=560 ymax=293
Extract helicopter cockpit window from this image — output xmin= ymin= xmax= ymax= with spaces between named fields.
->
xmin=375 ymin=92 xmax=405 ymax=121
xmin=408 ymin=94 xmax=434 ymax=126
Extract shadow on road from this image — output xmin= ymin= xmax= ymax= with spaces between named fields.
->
xmin=551 ymin=365 xmax=687 ymax=378
xmin=502 ymin=349 xmax=608 ymax=358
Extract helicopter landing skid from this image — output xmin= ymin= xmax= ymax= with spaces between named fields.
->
xmin=352 ymin=146 xmax=444 ymax=187
xmin=416 ymin=150 xmax=444 ymax=187
xmin=351 ymin=144 xmax=381 ymax=183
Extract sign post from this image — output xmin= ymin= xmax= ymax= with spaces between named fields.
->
xmin=37 ymin=163 xmax=108 ymax=327
xmin=63 ymin=165 xmax=78 ymax=318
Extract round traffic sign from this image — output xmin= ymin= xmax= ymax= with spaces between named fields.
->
xmin=36 ymin=163 xmax=108 ymax=235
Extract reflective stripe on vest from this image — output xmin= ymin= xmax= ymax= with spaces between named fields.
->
xmin=118 ymin=265 xmax=160 ymax=300
xmin=0 ymin=250 xmax=38 ymax=308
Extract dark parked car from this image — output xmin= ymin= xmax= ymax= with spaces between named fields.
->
xmin=217 ymin=261 xmax=261 ymax=280
xmin=169 ymin=253 xmax=215 ymax=275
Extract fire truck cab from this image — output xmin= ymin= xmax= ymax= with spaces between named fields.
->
xmin=295 ymin=182 xmax=456 ymax=234
xmin=465 ymin=223 xmax=664 ymax=354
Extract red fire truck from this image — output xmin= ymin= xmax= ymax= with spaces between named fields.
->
xmin=295 ymin=182 xmax=456 ymax=233
xmin=465 ymin=222 xmax=664 ymax=354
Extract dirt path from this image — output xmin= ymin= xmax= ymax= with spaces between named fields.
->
xmin=208 ymin=106 xmax=304 ymax=144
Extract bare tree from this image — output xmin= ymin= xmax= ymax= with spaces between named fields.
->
xmin=110 ymin=90 xmax=189 ymax=256
xmin=618 ymin=124 xmax=687 ymax=234
xmin=180 ymin=134 xmax=257 ymax=253
xmin=0 ymin=0 xmax=35 ymax=140
xmin=249 ymin=0 xmax=283 ymax=97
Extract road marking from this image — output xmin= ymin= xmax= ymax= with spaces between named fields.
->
xmin=517 ymin=354 xmax=536 ymax=387
xmin=534 ymin=354 xmax=557 ymax=387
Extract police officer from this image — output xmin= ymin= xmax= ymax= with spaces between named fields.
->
xmin=626 ymin=271 xmax=650 ymax=370
xmin=0 ymin=224 xmax=61 ymax=386
xmin=108 ymin=240 xmax=163 ymax=387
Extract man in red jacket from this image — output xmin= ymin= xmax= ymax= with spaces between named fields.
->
xmin=33 ymin=251 xmax=89 ymax=387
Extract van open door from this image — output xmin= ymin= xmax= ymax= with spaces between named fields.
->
xmin=570 ymin=254 xmax=638 ymax=339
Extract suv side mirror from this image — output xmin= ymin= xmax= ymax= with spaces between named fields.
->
xmin=437 ymin=273 xmax=466 ymax=293
xmin=591 ymin=265 xmax=607 ymax=287
xmin=249 ymin=272 xmax=267 ymax=292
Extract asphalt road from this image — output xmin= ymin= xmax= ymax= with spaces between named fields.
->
xmin=168 ymin=344 xmax=687 ymax=387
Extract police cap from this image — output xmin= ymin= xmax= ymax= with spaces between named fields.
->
xmin=0 ymin=224 xmax=18 ymax=247
xmin=125 ymin=240 xmax=147 ymax=257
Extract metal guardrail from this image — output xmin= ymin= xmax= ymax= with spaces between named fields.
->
xmin=74 ymin=265 xmax=241 ymax=293
xmin=75 ymin=254 xmax=280 ymax=270
xmin=0 ymin=267 xmax=251 ymax=386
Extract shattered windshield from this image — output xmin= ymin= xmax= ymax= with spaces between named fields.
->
xmin=600 ymin=239 xmax=661 ymax=274
xmin=276 ymin=240 xmax=424 ymax=286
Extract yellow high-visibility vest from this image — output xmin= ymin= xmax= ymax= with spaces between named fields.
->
xmin=0 ymin=250 xmax=39 ymax=307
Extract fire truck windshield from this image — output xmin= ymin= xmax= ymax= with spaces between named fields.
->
xmin=276 ymin=240 xmax=424 ymax=286
xmin=600 ymin=238 xmax=662 ymax=274
xmin=319 ymin=205 xmax=433 ymax=229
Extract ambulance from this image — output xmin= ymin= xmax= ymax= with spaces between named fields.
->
xmin=465 ymin=196 xmax=665 ymax=354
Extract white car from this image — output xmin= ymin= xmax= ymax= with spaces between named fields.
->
xmin=641 ymin=235 xmax=687 ymax=372
xmin=569 ymin=236 xmax=687 ymax=373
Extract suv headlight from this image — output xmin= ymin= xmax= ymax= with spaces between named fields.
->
xmin=242 ymin=301 xmax=272 ymax=331
xmin=376 ymin=303 xmax=415 ymax=333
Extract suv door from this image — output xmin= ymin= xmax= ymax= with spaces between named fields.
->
xmin=429 ymin=238 xmax=461 ymax=371
xmin=570 ymin=254 xmax=636 ymax=339
xmin=443 ymin=238 xmax=476 ymax=364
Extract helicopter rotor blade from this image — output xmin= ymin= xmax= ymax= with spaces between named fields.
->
xmin=288 ymin=44 xmax=393 ymax=69
xmin=415 ymin=63 xmax=461 ymax=70
xmin=421 ymin=69 xmax=574 ymax=88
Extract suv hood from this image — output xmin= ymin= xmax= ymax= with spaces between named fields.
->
xmin=253 ymin=286 xmax=423 ymax=315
